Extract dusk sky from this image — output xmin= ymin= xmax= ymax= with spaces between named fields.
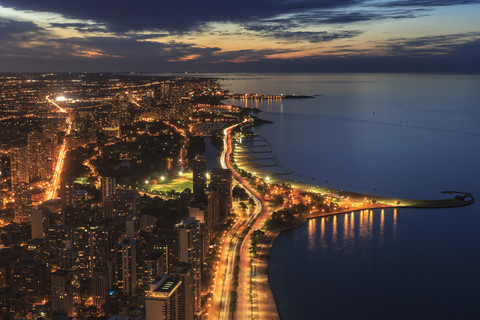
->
xmin=1 ymin=0 xmax=479 ymax=72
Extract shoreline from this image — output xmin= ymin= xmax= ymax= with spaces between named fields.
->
xmin=230 ymin=123 xmax=475 ymax=320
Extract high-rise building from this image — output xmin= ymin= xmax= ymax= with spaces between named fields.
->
xmin=170 ymin=263 xmax=194 ymax=320
xmin=101 ymin=176 xmax=116 ymax=201
xmin=192 ymin=155 xmax=207 ymax=203
xmin=207 ymin=188 xmax=220 ymax=228
xmin=14 ymin=182 xmax=31 ymax=223
xmin=120 ymin=237 xmax=137 ymax=296
xmin=59 ymin=240 xmax=78 ymax=274
xmin=103 ymin=190 xmax=140 ymax=221
xmin=27 ymin=132 xmax=48 ymax=181
xmin=12 ymin=259 xmax=48 ymax=303
xmin=126 ymin=217 xmax=138 ymax=240
xmin=30 ymin=209 xmax=44 ymax=240
xmin=145 ymin=275 xmax=182 ymax=320
xmin=92 ymin=263 xmax=109 ymax=312
xmin=9 ymin=145 xmax=29 ymax=188
xmin=179 ymin=188 xmax=192 ymax=218
xmin=143 ymin=249 xmax=167 ymax=292
xmin=60 ymin=181 xmax=75 ymax=210
xmin=188 ymin=204 xmax=210 ymax=255
xmin=51 ymin=269 xmax=73 ymax=316
xmin=209 ymin=168 xmax=233 ymax=223
xmin=176 ymin=217 xmax=202 ymax=312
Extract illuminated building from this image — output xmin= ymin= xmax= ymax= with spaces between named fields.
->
xmin=104 ymin=190 xmax=140 ymax=222
xmin=176 ymin=217 xmax=201 ymax=313
xmin=60 ymin=180 xmax=75 ymax=210
xmin=101 ymin=176 xmax=116 ymax=202
xmin=120 ymin=237 xmax=137 ymax=296
xmin=59 ymin=240 xmax=78 ymax=274
xmin=27 ymin=132 xmax=48 ymax=181
xmin=188 ymin=205 xmax=210 ymax=261
xmin=14 ymin=182 xmax=31 ymax=223
xmin=88 ymin=226 xmax=110 ymax=274
xmin=207 ymin=188 xmax=220 ymax=228
xmin=170 ymin=263 xmax=194 ymax=320
xmin=51 ymin=269 xmax=74 ymax=316
xmin=192 ymin=155 xmax=207 ymax=203
xmin=209 ymin=168 xmax=232 ymax=223
xmin=92 ymin=263 xmax=109 ymax=311
xmin=145 ymin=275 xmax=182 ymax=320
xmin=143 ymin=249 xmax=167 ymax=292
xmin=12 ymin=258 xmax=48 ymax=303
xmin=9 ymin=145 xmax=29 ymax=188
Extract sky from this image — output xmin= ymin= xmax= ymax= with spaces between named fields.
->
xmin=0 ymin=0 xmax=479 ymax=73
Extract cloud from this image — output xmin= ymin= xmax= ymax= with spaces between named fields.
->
xmin=374 ymin=32 xmax=480 ymax=57
xmin=0 ymin=0 xmax=364 ymax=32
xmin=381 ymin=0 xmax=480 ymax=7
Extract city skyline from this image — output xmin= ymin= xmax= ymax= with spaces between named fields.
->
xmin=0 ymin=1 xmax=479 ymax=72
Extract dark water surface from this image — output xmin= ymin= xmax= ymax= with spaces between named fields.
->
xmin=219 ymin=74 xmax=480 ymax=320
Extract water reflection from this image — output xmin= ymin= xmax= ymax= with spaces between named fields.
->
xmin=306 ymin=209 xmax=398 ymax=252
xmin=332 ymin=215 xmax=337 ymax=245
xmin=308 ymin=219 xmax=316 ymax=251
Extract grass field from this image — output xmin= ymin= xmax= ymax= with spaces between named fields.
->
xmin=149 ymin=172 xmax=193 ymax=193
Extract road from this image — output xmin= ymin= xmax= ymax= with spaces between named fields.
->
xmin=45 ymin=96 xmax=72 ymax=199
xmin=207 ymin=120 xmax=279 ymax=320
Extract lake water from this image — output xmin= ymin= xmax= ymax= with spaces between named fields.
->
xmin=218 ymin=73 xmax=480 ymax=320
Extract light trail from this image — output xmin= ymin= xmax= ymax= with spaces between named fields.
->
xmin=208 ymin=118 xmax=266 ymax=320
xmin=45 ymin=95 xmax=72 ymax=199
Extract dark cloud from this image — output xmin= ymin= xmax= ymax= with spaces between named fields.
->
xmin=382 ymin=0 xmax=480 ymax=7
xmin=375 ymin=32 xmax=480 ymax=57
xmin=270 ymin=30 xmax=362 ymax=43
xmin=244 ymin=23 xmax=362 ymax=43
xmin=0 ymin=18 xmax=42 ymax=41
xmin=0 ymin=0 xmax=364 ymax=32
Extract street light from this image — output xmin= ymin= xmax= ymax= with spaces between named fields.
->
xmin=161 ymin=176 xmax=165 ymax=182
xmin=145 ymin=180 xmax=149 ymax=184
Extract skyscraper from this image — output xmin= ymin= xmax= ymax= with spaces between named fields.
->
xmin=14 ymin=182 xmax=31 ymax=223
xmin=176 ymin=217 xmax=202 ymax=313
xmin=209 ymin=168 xmax=233 ymax=223
xmin=51 ymin=269 xmax=73 ymax=316
xmin=30 ymin=209 xmax=44 ymax=240
xmin=27 ymin=132 xmax=48 ymax=181
xmin=101 ymin=176 xmax=116 ymax=201
xmin=192 ymin=155 xmax=206 ymax=203
xmin=10 ymin=145 xmax=29 ymax=188
xmin=145 ymin=275 xmax=182 ymax=320
xmin=60 ymin=180 xmax=75 ymax=210
xmin=143 ymin=249 xmax=167 ymax=292
xmin=170 ymin=263 xmax=194 ymax=320
xmin=120 ymin=237 xmax=137 ymax=296
xmin=92 ymin=263 xmax=109 ymax=311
